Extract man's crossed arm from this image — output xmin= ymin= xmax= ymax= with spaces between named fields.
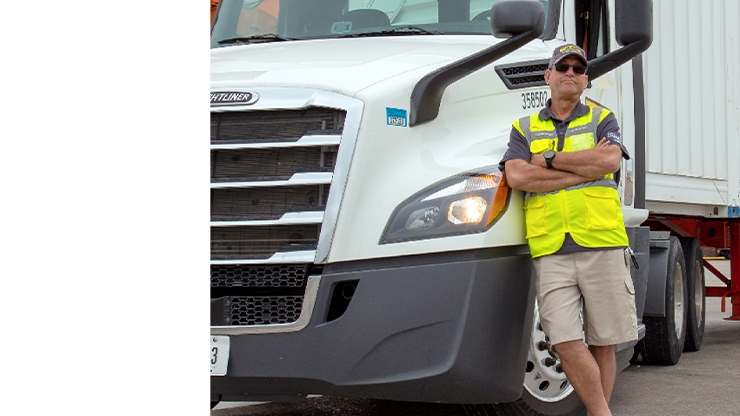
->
xmin=505 ymin=138 xmax=622 ymax=193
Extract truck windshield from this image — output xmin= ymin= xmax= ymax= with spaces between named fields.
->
xmin=211 ymin=0 xmax=558 ymax=48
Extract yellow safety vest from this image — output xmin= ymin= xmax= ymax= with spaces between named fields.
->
xmin=514 ymin=107 xmax=629 ymax=258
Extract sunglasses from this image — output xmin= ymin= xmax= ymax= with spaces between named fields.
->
xmin=553 ymin=63 xmax=587 ymax=75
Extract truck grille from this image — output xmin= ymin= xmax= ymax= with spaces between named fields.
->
xmin=210 ymin=106 xmax=345 ymax=262
xmin=211 ymin=99 xmax=351 ymax=327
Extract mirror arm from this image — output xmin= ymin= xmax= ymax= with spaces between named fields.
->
xmin=409 ymin=13 xmax=545 ymax=127
xmin=586 ymin=36 xmax=652 ymax=81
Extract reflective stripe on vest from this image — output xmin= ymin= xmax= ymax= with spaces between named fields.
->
xmin=517 ymin=106 xmax=628 ymax=258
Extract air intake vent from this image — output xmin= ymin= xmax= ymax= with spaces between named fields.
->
xmin=211 ymin=264 xmax=310 ymax=288
xmin=495 ymin=59 xmax=549 ymax=90
xmin=230 ymin=295 xmax=304 ymax=325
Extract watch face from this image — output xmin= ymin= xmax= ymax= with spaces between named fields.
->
xmin=544 ymin=150 xmax=555 ymax=159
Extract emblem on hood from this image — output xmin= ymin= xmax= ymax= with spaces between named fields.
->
xmin=210 ymin=91 xmax=259 ymax=106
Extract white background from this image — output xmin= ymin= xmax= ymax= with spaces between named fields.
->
xmin=2 ymin=3 xmax=208 ymax=415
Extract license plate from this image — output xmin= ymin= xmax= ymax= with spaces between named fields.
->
xmin=211 ymin=336 xmax=230 ymax=376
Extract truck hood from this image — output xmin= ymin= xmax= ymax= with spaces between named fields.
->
xmin=211 ymin=36 xmax=526 ymax=96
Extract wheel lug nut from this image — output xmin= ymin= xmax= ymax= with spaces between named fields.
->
xmin=537 ymin=341 xmax=549 ymax=351
xmin=556 ymin=364 xmax=564 ymax=373
xmin=544 ymin=357 xmax=557 ymax=367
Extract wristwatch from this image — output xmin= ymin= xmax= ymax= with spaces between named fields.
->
xmin=543 ymin=150 xmax=556 ymax=169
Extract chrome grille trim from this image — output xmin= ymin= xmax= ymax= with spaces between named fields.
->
xmin=211 ymin=212 xmax=324 ymax=227
xmin=210 ymin=251 xmax=317 ymax=265
xmin=210 ymin=134 xmax=342 ymax=150
xmin=210 ymin=172 xmax=333 ymax=189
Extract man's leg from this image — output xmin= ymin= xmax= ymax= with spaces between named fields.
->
xmin=555 ymin=340 xmax=612 ymax=416
xmin=588 ymin=345 xmax=616 ymax=403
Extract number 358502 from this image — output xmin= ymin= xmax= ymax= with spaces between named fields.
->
xmin=522 ymin=91 xmax=549 ymax=109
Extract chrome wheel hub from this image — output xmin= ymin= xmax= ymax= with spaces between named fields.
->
xmin=674 ymin=262 xmax=685 ymax=337
xmin=523 ymin=304 xmax=575 ymax=402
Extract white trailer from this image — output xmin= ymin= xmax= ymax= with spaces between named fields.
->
xmin=642 ymin=0 xmax=740 ymax=217
xmin=209 ymin=1 xmax=740 ymax=415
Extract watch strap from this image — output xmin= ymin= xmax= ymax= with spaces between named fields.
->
xmin=545 ymin=151 xmax=555 ymax=169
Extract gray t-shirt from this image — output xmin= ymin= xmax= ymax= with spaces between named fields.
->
xmin=500 ymin=101 xmax=629 ymax=254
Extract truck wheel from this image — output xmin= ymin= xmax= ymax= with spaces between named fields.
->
xmin=463 ymin=303 xmax=586 ymax=416
xmin=679 ymin=237 xmax=705 ymax=352
xmin=642 ymin=237 xmax=687 ymax=365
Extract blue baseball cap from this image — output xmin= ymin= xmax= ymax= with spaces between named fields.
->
xmin=549 ymin=44 xmax=588 ymax=68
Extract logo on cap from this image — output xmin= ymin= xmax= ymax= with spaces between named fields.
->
xmin=559 ymin=45 xmax=584 ymax=56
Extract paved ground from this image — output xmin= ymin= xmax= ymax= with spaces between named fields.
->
xmin=610 ymin=260 xmax=740 ymax=416
xmin=213 ymin=260 xmax=740 ymax=416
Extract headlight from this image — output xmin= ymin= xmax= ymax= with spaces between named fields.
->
xmin=379 ymin=167 xmax=511 ymax=244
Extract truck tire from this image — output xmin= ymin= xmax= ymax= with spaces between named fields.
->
xmin=679 ymin=237 xmax=705 ymax=352
xmin=642 ymin=237 xmax=687 ymax=365
xmin=463 ymin=303 xmax=586 ymax=416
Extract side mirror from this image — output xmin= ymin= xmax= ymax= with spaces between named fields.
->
xmin=588 ymin=0 xmax=652 ymax=80
xmin=491 ymin=0 xmax=545 ymax=38
xmin=615 ymin=0 xmax=653 ymax=45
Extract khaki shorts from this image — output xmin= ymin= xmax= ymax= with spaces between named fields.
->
xmin=533 ymin=249 xmax=638 ymax=346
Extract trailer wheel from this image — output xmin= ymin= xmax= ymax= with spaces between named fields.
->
xmin=679 ymin=237 xmax=705 ymax=352
xmin=642 ymin=237 xmax=687 ymax=365
xmin=463 ymin=303 xmax=586 ymax=416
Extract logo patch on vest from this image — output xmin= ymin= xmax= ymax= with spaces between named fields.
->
xmin=606 ymin=131 xmax=622 ymax=144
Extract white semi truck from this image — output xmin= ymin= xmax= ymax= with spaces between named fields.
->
xmin=209 ymin=1 xmax=740 ymax=415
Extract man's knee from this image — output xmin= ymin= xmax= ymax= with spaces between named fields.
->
xmin=588 ymin=344 xmax=615 ymax=357
xmin=553 ymin=339 xmax=586 ymax=357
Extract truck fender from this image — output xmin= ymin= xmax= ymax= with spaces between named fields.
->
xmin=643 ymin=232 xmax=671 ymax=317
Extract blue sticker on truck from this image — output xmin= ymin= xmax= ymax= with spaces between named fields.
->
xmin=386 ymin=108 xmax=408 ymax=127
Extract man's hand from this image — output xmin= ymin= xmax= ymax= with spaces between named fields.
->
xmin=531 ymin=153 xmax=547 ymax=168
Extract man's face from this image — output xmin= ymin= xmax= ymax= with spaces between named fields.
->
xmin=544 ymin=55 xmax=589 ymax=99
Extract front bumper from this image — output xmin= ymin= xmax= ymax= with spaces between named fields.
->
xmin=211 ymin=247 xmax=535 ymax=404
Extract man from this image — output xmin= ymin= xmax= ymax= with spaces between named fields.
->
xmin=500 ymin=44 xmax=638 ymax=416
